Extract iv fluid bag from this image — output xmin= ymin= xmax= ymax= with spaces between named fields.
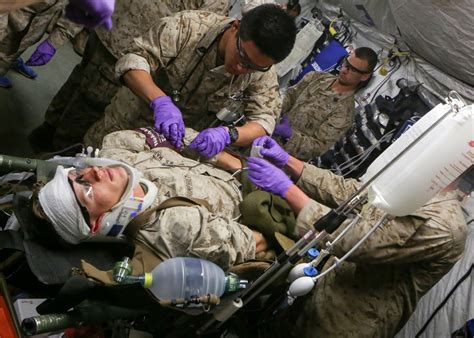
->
xmin=362 ymin=103 xmax=473 ymax=216
xmin=149 ymin=257 xmax=226 ymax=300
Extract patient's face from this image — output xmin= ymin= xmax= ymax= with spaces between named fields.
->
xmin=69 ymin=166 xmax=128 ymax=221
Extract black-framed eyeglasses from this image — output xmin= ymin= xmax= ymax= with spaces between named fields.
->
xmin=341 ymin=56 xmax=371 ymax=74
xmin=236 ymin=30 xmax=272 ymax=72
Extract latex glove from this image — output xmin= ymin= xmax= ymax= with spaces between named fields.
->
xmin=188 ymin=127 xmax=230 ymax=158
xmin=247 ymin=157 xmax=293 ymax=198
xmin=272 ymin=115 xmax=293 ymax=140
xmin=150 ymin=96 xmax=185 ymax=149
xmin=253 ymin=136 xmax=289 ymax=168
xmin=65 ymin=0 xmax=115 ymax=29
xmin=26 ymin=40 xmax=56 ymax=66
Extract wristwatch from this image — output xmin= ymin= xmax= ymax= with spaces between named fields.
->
xmin=227 ymin=126 xmax=239 ymax=144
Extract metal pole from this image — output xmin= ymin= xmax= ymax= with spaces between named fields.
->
xmin=197 ymin=104 xmax=459 ymax=334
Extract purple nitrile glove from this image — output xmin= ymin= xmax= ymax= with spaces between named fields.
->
xmin=26 ymin=40 xmax=56 ymax=66
xmin=150 ymin=96 xmax=185 ymax=149
xmin=272 ymin=115 xmax=293 ymax=140
xmin=188 ymin=126 xmax=230 ymax=158
xmin=253 ymin=135 xmax=289 ymax=168
xmin=247 ymin=157 xmax=293 ymax=198
xmin=65 ymin=0 xmax=115 ymax=30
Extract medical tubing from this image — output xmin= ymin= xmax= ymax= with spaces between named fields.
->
xmin=313 ymin=214 xmax=389 ymax=282
xmin=330 ymin=104 xmax=454 ymax=216
xmin=197 ymin=230 xmax=330 ymax=334
xmin=200 ymin=102 xmax=455 ymax=334
xmin=325 ymin=213 xmax=362 ymax=250
xmin=241 ymin=231 xmax=328 ymax=303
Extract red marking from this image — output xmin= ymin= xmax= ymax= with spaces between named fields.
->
xmin=469 ymin=140 xmax=474 ymax=147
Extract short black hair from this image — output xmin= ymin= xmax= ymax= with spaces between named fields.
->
xmin=286 ymin=1 xmax=301 ymax=17
xmin=354 ymin=47 xmax=378 ymax=73
xmin=240 ymin=4 xmax=297 ymax=63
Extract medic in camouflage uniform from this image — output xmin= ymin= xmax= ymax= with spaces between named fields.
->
xmin=285 ymin=165 xmax=467 ymax=337
xmin=29 ymin=0 xmax=230 ymax=152
xmin=0 ymin=0 xmax=82 ymax=83
xmin=273 ymin=47 xmax=377 ymax=161
xmin=83 ymin=5 xmax=297 ymax=155
xmin=98 ymin=128 xmax=256 ymax=269
xmin=245 ymin=136 xmax=468 ymax=337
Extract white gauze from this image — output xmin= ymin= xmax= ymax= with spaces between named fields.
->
xmin=38 ymin=166 xmax=90 ymax=244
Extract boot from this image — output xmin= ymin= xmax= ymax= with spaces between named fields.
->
xmin=11 ymin=58 xmax=37 ymax=79
xmin=0 ymin=76 xmax=12 ymax=88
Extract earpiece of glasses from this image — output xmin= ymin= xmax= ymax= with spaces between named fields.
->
xmin=236 ymin=31 xmax=271 ymax=72
xmin=340 ymin=57 xmax=371 ymax=74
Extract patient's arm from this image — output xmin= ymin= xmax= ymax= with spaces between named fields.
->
xmin=215 ymin=151 xmax=243 ymax=171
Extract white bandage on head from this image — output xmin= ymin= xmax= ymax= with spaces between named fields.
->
xmin=38 ymin=166 xmax=90 ymax=244
xmin=39 ymin=160 xmax=158 ymax=243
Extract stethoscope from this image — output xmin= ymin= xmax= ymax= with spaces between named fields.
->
xmin=170 ymin=27 xmax=247 ymax=105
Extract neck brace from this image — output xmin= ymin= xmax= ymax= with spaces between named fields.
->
xmin=40 ymin=158 xmax=158 ymax=242
xmin=96 ymin=164 xmax=158 ymax=237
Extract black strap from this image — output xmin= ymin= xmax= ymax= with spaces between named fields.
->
xmin=0 ymin=229 xmax=24 ymax=251
xmin=415 ymin=263 xmax=474 ymax=337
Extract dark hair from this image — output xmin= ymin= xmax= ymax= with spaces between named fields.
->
xmin=354 ymin=47 xmax=378 ymax=73
xmin=353 ymin=47 xmax=377 ymax=90
xmin=286 ymin=1 xmax=301 ymax=17
xmin=240 ymin=4 xmax=297 ymax=62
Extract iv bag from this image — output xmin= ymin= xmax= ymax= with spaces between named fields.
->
xmin=362 ymin=103 xmax=473 ymax=216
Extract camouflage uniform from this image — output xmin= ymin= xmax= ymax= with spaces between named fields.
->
xmin=0 ymin=0 xmax=82 ymax=75
xmin=99 ymin=129 xmax=255 ymax=270
xmin=280 ymin=71 xmax=355 ymax=161
xmin=83 ymin=10 xmax=281 ymax=148
xmin=269 ymin=163 xmax=467 ymax=338
xmin=36 ymin=0 xmax=230 ymax=151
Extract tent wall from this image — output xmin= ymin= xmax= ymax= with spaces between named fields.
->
xmin=297 ymin=0 xmax=473 ymax=103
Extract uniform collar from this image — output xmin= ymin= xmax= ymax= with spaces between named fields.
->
xmin=317 ymin=73 xmax=355 ymax=99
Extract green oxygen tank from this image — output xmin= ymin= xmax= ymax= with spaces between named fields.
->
xmin=0 ymin=154 xmax=59 ymax=182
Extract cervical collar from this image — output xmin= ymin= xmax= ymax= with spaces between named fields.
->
xmin=93 ymin=162 xmax=158 ymax=237
xmin=41 ymin=157 xmax=158 ymax=242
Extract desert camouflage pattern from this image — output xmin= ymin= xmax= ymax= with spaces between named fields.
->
xmin=84 ymin=11 xmax=281 ymax=148
xmin=99 ymin=129 xmax=255 ymax=270
xmin=280 ymin=71 xmax=355 ymax=161
xmin=95 ymin=0 xmax=229 ymax=59
xmin=269 ymin=163 xmax=467 ymax=338
xmin=0 ymin=0 xmax=81 ymax=75
xmin=37 ymin=0 xmax=230 ymax=151
xmin=42 ymin=32 xmax=119 ymax=150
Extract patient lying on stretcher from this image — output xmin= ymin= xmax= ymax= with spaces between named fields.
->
xmin=27 ymin=127 xmax=270 ymax=271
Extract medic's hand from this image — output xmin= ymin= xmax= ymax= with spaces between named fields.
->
xmin=188 ymin=126 xmax=230 ymax=158
xmin=253 ymin=136 xmax=289 ymax=168
xmin=272 ymin=115 xmax=293 ymax=141
xmin=150 ymin=96 xmax=185 ymax=149
xmin=66 ymin=0 xmax=115 ymax=30
xmin=26 ymin=40 xmax=56 ymax=66
xmin=247 ymin=157 xmax=293 ymax=198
